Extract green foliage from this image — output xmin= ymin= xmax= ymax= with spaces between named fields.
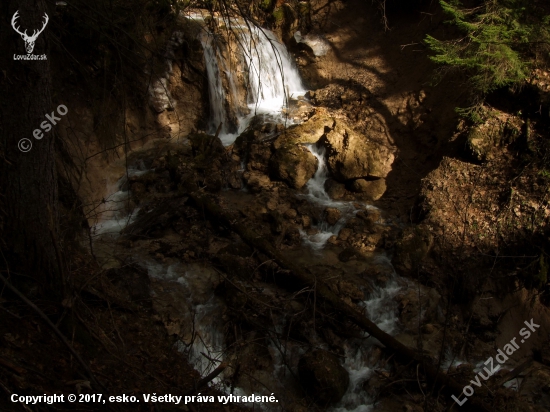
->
xmin=426 ymin=0 xmax=550 ymax=95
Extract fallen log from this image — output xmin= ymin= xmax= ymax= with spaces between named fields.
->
xmin=183 ymin=185 xmax=490 ymax=410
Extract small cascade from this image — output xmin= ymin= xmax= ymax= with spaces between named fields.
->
xmin=145 ymin=261 xmax=226 ymax=380
xmin=304 ymin=143 xmax=331 ymax=202
xmin=331 ymin=257 xmax=402 ymax=412
xmin=199 ymin=31 xmax=241 ymax=139
xmin=92 ymin=167 xmax=148 ymax=237
xmin=301 ymin=143 xmax=378 ymax=251
xmin=189 ymin=12 xmax=306 ymax=145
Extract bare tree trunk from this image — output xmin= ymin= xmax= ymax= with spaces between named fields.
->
xmin=0 ymin=0 xmax=61 ymax=296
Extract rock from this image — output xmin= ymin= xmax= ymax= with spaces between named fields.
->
xmin=395 ymin=286 xmax=441 ymax=332
xmin=327 ymin=235 xmax=338 ymax=245
xmin=305 ymin=90 xmax=315 ymax=99
xmin=321 ymin=120 xmax=394 ymax=181
xmin=338 ymin=247 xmax=357 ymax=262
xmin=273 ymin=111 xmax=335 ymax=148
xmin=312 ymin=84 xmax=345 ymax=108
xmin=266 ymin=211 xmax=285 ymax=234
xmin=233 ymin=127 xmax=272 ymax=173
xmin=131 ymin=182 xmax=147 ymax=202
xmin=189 ymin=132 xmax=225 ymax=160
xmin=338 ymin=280 xmax=364 ymax=300
xmin=337 ymin=228 xmax=352 ymax=241
xmin=293 ymin=31 xmax=330 ymax=57
xmin=284 ymin=208 xmax=298 ymax=219
xmin=227 ymin=173 xmax=242 ymax=189
xmin=325 ymin=178 xmax=346 ymax=199
xmin=467 ymin=109 xmax=523 ymax=161
xmin=351 ymin=178 xmax=387 ymax=200
xmin=422 ymin=324 xmax=436 ymax=334
xmin=204 ymin=172 xmax=223 ymax=192
xmin=301 ymin=215 xmax=311 ymax=228
xmin=270 ymin=144 xmax=317 ymax=189
xmin=243 ymin=171 xmax=273 ymax=193
xmin=325 ymin=207 xmax=341 ymax=225
xmin=298 ymin=350 xmax=349 ymax=404
xmin=365 ymin=208 xmax=382 ymax=225
xmin=367 ymin=346 xmax=384 ymax=367
xmin=393 ymin=225 xmax=433 ymax=273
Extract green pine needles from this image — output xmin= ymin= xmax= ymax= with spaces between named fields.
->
xmin=426 ymin=0 xmax=550 ymax=95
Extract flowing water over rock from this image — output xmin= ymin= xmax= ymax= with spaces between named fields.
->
xmin=91 ymin=19 xmax=407 ymax=411
xmin=189 ymin=12 xmax=305 ymax=145
xmin=300 ymin=143 xmax=380 ymax=252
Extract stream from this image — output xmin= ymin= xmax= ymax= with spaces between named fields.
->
xmin=91 ymin=15 xmax=407 ymax=411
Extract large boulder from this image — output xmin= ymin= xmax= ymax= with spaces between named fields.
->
xmin=243 ymin=171 xmax=273 ymax=193
xmin=273 ymin=110 xmax=335 ymax=148
xmin=298 ymin=349 xmax=349 ymax=404
xmin=269 ymin=145 xmax=318 ymax=189
xmin=325 ymin=178 xmax=346 ymax=199
xmin=350 ymin=178 xmax=387 ymax=201
xmin=324 ymin=207 xmax=341 ymax=225
xmin=321 ymin=120 xmax=394 ymax=181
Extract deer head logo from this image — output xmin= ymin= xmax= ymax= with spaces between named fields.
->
xmin=11 ymin=10 xmax=49 ymax=54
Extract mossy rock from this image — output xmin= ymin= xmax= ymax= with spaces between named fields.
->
xmin=467 ymin=110 xmax=524 ymax=161
xmin=273 ymin=7 xmax=285 ymax=23
xmin=273 ymin=3 xmax=296 ymax=27
xmin=297 ymin=1 xmax=310 ymax=15
xmin=260 ymin=0 xmax=275 ymax=12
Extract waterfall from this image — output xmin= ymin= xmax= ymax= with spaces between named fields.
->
xmin=199 ymin=31 xmax=237 ymax=138
xmin=241 ymin=26 xmax=305 ymax=116
xmin=189 ymin=13 xmax=305 ymax=145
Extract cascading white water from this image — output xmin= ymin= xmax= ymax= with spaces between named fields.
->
xmin=300 ymin=143 xmax=382 ymax=251
xmin=189 ymin=13 xmax=306 ymax=145
xmin=120 ymin=17 xmax=407 ymax=411
xmin=331 ymin=257 xmax=402 ymax=412
xmin=145 ymin=261 xmax=226 ymax=380
xmin=92 ymin=167 xmax=148 ymax=237
xmin=199 ymin=31 xmax=241 ymax=140
xmin=242 ymin=26 xmax=305 ymax=116
xmin=304 ymin=143 xmax=331 ymax=202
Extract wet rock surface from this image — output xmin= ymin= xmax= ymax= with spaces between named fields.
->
xmin=298 ymin=350 xmax=350 ymax=404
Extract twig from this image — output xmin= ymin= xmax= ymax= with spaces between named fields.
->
xmin=183 ymin=362 xmax=227 ymax=396
xmin=496 ymin=359 xmax=533 ymax=387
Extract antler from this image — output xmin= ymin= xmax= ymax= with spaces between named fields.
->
xmin=28 ymin=13 xmax=49 ymax=41
xmin=11 ymin=11 xmax=28 ymax=38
